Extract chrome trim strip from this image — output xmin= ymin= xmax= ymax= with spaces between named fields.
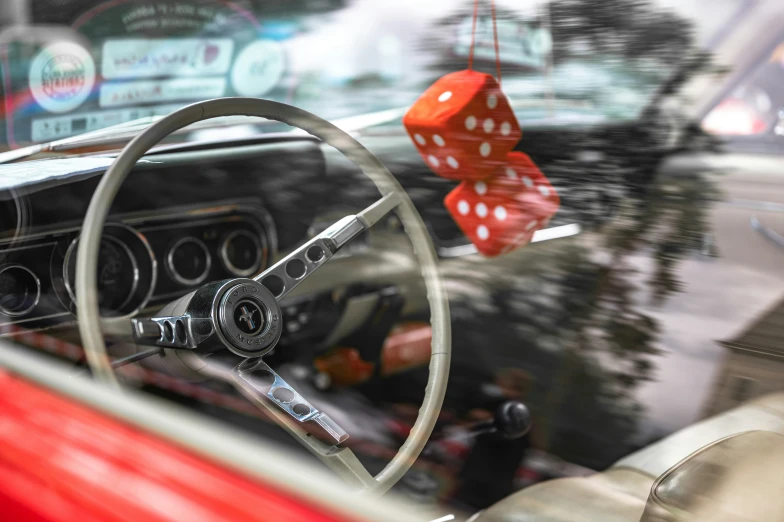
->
xmin=0 ymin=240 xmax=57 ymax=253
xmin=0 ymin=312 xmax=70 ymax=328
xmin=436 ymin=243 xmax=479 ymax=258
xmin=726 ymin=199 xmax=784 ymax=213
xmin=435 ymin=223 xmax=582 ymax=258
xmin=751 ymin=215 xmax=784 ymax=250
xmin=532 ymin=223 xmax=582 ymax=242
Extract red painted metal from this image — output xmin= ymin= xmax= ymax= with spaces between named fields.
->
xmin=0 ymin=368 xmax=358 ymax=522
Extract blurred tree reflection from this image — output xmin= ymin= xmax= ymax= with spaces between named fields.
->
xmin=549 ymin=0 xmax=692 ymax=64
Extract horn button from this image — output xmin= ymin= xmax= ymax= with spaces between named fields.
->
xmin=214 ymin=280 xmax=282 ymax=358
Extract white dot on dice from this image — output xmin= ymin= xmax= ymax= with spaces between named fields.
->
xmin=494 ymin=205 xmax=507 ymax=220
xmin=458 ymin=200 xmax=470 ymax=215
xmin=447 ymin=156 xmax=459 ymax=168
xmin=500 ymin=122 xmax=511 ymax=136
xmin=505 ymin=167 xmax=517 ymax=179
xmin=428 ymin=155 xmax=440 ymax=167
xmin=477 ymin=225 xmax=490 ymax=240
xmin=483 ymin=119 xmax=494 ymax=133
xmin=487 ymin=94 xmax=498 ymax=109
xmin=414 ymin=134 xmax=426 ymax=145
xmin=438 ymin=91 xmax=453 ymax=102
xmin=480 ymin=142 xmax=491 ymax=157
xmin=522 ymin=176 xmax=534 ymax=188
xmin=539 ymin=185 xmax=550 ymax=196
xmin=474 ymin=181 xmax=487 ymax=195
xmin=476 ymin=202 xmax=488 ymax=218
xmin=465 ymin=116 xmax=477 ymax=131
xmin=433 ymin=134 xmax=445 ymax=147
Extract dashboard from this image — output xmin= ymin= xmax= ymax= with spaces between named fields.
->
xmin=0 ymin=136 xmax=331 ymax=335
xmin=0 ymin=200 xmax=273 ymax=327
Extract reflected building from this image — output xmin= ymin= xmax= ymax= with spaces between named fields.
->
xmin=704 ymin=296 xmax=784 ymax=417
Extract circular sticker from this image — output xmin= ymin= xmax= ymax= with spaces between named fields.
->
xmin=231 ymin=40 xmax=285 ymax=97
xmin=29 ymin=42 xmax=96 ymax=113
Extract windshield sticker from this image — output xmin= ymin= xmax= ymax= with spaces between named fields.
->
xmin=30 ymin=103 xmax=184 ymax=143
xmin=28 ymin=42 xmax=96 ymax=114
xmin=102 ymin=38 xmax=234 ymax=79
xmin=3 ymin=1 xmax=274 ymax=146
xmin=74 ymin=2 xmax=259 ymax=33
xmin=99 ymin=78 xmax=226 ymax=108
xmin=230 ymin=40 xmax=286 ymax=97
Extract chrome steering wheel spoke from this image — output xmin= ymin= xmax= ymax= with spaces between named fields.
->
xmin=129 ymin=315 xmax=213 ymax=349
xmin=233 ymin=358 xmax=349 ymax=445
xmin=104 ymin=314 xmax=205 ymax=349
xmin=254 ymin=193 xmax=401 ymax=302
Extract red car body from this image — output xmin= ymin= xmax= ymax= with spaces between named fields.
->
xmin=0 ymin=369 xmax=357 ymax=522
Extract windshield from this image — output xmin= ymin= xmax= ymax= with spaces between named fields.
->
xmin=4 ymin=2 xmax=784 ymax=521
xmin=0 ymin=0 xmax=743 ymax=148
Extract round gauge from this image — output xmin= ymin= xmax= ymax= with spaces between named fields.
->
xmin=167 ymin=237 xmax=211 ymax=286
xmin=0 ymin=265 xmax=40 ymax=316
xmin=220 ymin=230 xmax=263 ymax=277
xmin=65 ymin=237 xmax=138 ymax=312
xmin=60 ymin=224 xmax=157 ymax=317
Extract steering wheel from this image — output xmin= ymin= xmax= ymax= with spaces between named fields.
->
xmin=74 ymin=98 xmax=451 ymax=496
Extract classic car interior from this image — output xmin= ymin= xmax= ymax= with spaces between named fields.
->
xmin=2 ymin=0 xmax=784 ymax=521
xmin=1 ymin=96 xmax=455 ymax=497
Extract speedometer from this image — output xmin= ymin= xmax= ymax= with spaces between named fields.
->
xmin=59 ymin=223 xmax=157 ymax=316
xmin=66 ymin=237 xmax=138 ymax=312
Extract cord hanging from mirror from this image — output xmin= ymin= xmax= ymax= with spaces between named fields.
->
xmin=467 ymin=0 xmax=503 ymax=86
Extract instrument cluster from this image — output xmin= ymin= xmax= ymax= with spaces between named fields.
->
xmin=0 ymin=200 xmax=275 ymax=332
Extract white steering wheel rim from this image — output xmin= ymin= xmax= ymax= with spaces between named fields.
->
xmin=75 ymin=97 xmax=451 ymax=494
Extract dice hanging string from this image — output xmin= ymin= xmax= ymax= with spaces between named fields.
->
xmin=490 ymin=0 xmax=502 ymax=86
xmin=467 ymin=0 xmax=503 ymax=86
xmin=468 ymin=0 xmax=480 ymax=71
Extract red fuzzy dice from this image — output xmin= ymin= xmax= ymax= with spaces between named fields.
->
xmin=403 ymin=70 xmax=522 ymax=181
xmin=444 ymin=152 xmax=560 ymax=257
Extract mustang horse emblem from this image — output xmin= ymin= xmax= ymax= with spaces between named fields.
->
xmin=238 ymin=306 xmax=257 ymax=331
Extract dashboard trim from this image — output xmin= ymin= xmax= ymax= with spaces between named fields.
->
xmin=0 ymin=199 xmax=276 ymax=332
